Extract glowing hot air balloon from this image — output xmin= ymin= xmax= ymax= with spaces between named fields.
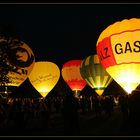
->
xmin=0 ymin=39 xmax=35 ymax=96
xmin=80 ymin=54 xmax=113 ymax=96
xmin=61 ymin=60 xmax=87 ymax=97
xmin=28 ymin=61 xmax=60 ymax=98
xmin=96 ymin=18 xmax=140 ymax=94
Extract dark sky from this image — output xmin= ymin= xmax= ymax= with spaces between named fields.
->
xmin=0 ymin=3 xmax=140 ymax=69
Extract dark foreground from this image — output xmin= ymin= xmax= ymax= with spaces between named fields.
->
xmin=0 ymin=105 xmax=140 ymax=138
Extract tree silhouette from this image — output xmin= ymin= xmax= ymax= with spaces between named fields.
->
xmin=0 ymin=24 xmax=22 ymax=93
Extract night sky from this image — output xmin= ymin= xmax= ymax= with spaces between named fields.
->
xmin=1 ymin=3 xmax=140 ymax=97
xmin=1 ymin=3 xmax=140 ymax=69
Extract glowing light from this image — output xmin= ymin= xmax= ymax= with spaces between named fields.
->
xmin=62 ymin=60 xmax=87 ymax=97
xmin=96 ymin=18 xmax=140 ymax=94
xmin=123 ymin=83 xmax=134 ymax=94
xmin=29 ymin=61 xmax=60 ymax=98
xmin=80 ymin=54 xmax=113 ymax=96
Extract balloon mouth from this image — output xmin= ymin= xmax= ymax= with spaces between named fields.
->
xmin=93 ymin=87 xmax=105 ymax=96
xmin=39 ymin=91 xmax=49 ymax=98
xmin=119 ymin=83 xmax=139 ymax=94
xmin=95 ymin=89 xmax=104 ymax=96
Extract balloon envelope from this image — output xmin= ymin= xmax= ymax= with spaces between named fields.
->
xmin=28 ymin=61 xmax=60 ymax=98
xmin=6 ymin=41 xmax=35 ymax=87
xmin=61 ymin=60 xmax=87 ymax=92
xmin=80 ymin=54 xmax=113 ymax=96
xmin=96 ymin=18 xmax=140 ymax=94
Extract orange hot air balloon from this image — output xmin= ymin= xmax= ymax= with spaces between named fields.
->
xmin=28 ymin=61 xmax=60 ymax=98
xmin=61 ymin=60 xmax=87 ymax=97
xmin=96 ymin=18 xmax=140 ymax=94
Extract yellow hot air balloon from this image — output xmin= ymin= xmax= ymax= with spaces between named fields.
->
xmin=80 ymin=54 xmax=113 ymax=96
xmin=28 ymin=61 xmax=60 ymax=98
xmin=96 ymin=18 xmax=140 ymax=94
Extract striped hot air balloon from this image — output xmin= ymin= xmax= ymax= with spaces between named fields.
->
xmin=96 ymin=18 xmax=140 ymax=94
xmin=80 ymin=54 xmax=113 ymax=96
xmin=61 ymin=60 xmax=87 ymax=97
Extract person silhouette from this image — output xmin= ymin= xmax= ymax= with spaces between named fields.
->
xmin=62 ymin=90 xmax=80 ymax=136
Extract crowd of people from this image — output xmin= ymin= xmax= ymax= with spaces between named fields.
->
xmin=0 ymin=91 xmax=116 ymax=135
xmin=0 ymin=89 xmax=139 ymax=136
xmin=118 ymin=89 xmax=140 ymax=131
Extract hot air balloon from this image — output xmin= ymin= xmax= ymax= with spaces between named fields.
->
xmin=7 ymin=41 xmax=35 ymax=86
xmin=0 ymin=40 xmax=35 ymax=96
xmin=61 ymin=60 xmax=87 ymax=98
xmin=80 ymin=54 xmax=113 ymax=96
xmin=96 ymin=18 xmax=140 ymax=94
xmin=28 ymin=61 xmax=60 ymax=98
